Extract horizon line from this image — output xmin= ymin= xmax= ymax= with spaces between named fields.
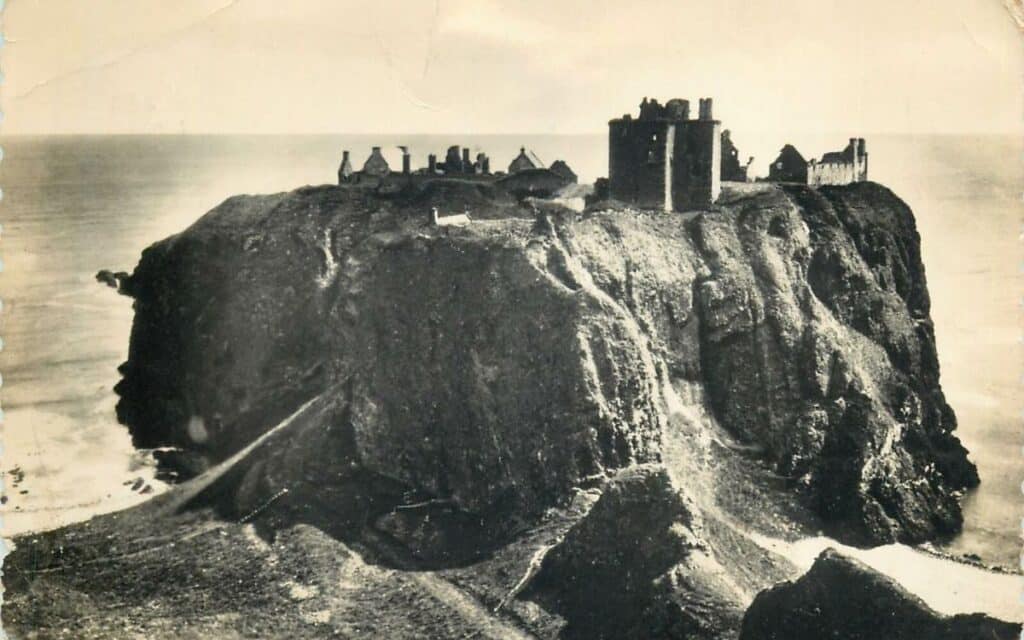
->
xmin=2 ymin=130 xmax=1020 ymax=138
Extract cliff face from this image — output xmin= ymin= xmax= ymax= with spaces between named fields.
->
xmin=119 ymin=185 xmax=664 ymax=518
xmin=116 ymin=181 xmax=975 ymax=546
xmin=689 ymin=183 xmax=975 ymax=543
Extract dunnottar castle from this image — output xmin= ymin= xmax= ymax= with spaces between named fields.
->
xmin=336 ymin=96 xmax=867 ymax=214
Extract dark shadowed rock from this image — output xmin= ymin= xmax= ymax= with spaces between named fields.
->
xmin=740 ymin=548 xmax=1020 ymax=640
xmin=115 ymin=186 xmax=664 ymax=527
xmin=692 ymin=182 xmax=974 ymax=544
xmin=524 ymin=465 xmax=707 ymax=638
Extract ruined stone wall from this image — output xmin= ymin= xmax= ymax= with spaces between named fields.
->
xmin=608 ymin=119 xmax=670 ymax=210
xmin=767 ymin=146 xmax=808 ymax=183
xmin=808 ymin=161 xmax=857 ymax=186
xmin=807 ymin=139 xmax=868 ymax=186
xmin=672 ymin=120 xmax=721 ymax=208
xmin=720 ymin=132 xmax=747 ymax=182
xmin=609 ymin=118 xmax=719 ymax=211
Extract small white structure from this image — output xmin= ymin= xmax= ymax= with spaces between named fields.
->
xmin=430 ymin=207 xmax=471 ymax=227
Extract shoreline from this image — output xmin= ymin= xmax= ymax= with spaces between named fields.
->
xmin=747 ymin=531 xmax=1022 ymax=621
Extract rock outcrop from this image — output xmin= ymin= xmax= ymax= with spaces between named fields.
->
xmin=5 ymin=179 xmax=999 ymax=639
xmin=522 ymin=464 xmax=754 ymax=639
xmin=115 ymin=180 xmax=976 ymax=546
xmin=117 ymin=185 xmax=664 ymax=521
xmin=740 ymin=548 xmax=1021 ymax=639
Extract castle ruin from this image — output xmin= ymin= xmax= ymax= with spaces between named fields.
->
xmin=607 ymin=97 xmax=721 ymax=211
xmin=767 ymin=139 xmax=868 ymax=185
xmin=336 ymin=145 xmax=577 ymax=199
xmin=807 ymin=138 xmax=868 ymax=186
xmin=768 ymin=144 xmax=808 ymax=183
xmin=431 ymin=145 xmax=491 ymax=175
xmin=333 ymin=108 xmax=867 ymax=212
xmin=720 ymin=130 xmax=752 ymax=182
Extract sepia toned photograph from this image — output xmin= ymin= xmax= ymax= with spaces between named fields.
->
xmin=0 ymin=1 xmax=1021 ymax=638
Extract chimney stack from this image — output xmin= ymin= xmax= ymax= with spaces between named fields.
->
xmin=462 ymin=148 xmax=471 ymax=173
xmin=428 ymin=154 xmax=437 ymax=174
xmin=338 ymin=150 xmax=354 ymax=184
xmin=402 ymin=149 xmax=411 ymax=175
xmin=698 ymin=98 xmax=713 ymax=121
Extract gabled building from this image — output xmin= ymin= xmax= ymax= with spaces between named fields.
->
xmin=508 ymin=147 xmax=540 ymax=173
xmin=362 ymin=146 xmax=391 ymax=177
xmin=548 ymin=160 xmax=578 ymax=184
xmin=767 ymin=144 xmax=808 ymax=183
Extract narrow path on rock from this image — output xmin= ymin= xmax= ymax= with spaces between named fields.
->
xmin=408 ymin=571 xmax=537 ymax=640
xmin=358 ymin=530 xmax=537 ymax=640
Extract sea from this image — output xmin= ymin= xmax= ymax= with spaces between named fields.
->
xmin=0 ymin=133 xmax=1020 ymax=608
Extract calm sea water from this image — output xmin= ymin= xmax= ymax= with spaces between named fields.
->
xmin=0 ymin=134 xmax=1019 ymax=570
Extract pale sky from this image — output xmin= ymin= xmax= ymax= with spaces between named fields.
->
xmin=4 ymin=0 xmax=1022 ymax=135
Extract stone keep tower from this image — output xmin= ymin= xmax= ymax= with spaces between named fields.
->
xmin=608 ymin=97 xmax=721 ymax=211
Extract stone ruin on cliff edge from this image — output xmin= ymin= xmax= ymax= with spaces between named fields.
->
xmin=336 ymin=102 xmax=867 ymax=212
xmin=336 ymin=143 xmax=577 ymax=196
xmin=606 ymin=97 xmax=723 ymax=212
xmin=598 ymin=96 xmax=868 ymax=211
xmin=767 ymin=138 xmax=869 ymax=186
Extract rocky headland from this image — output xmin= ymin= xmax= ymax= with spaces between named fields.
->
xmin=3 ymin=179 xmax=1015 ymax=639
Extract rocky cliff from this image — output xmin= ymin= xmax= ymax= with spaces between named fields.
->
xmin=4 ymin=179 xmax=1000 ymax=639
xmin=116 ymin=180 xmax=976 ymax=545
